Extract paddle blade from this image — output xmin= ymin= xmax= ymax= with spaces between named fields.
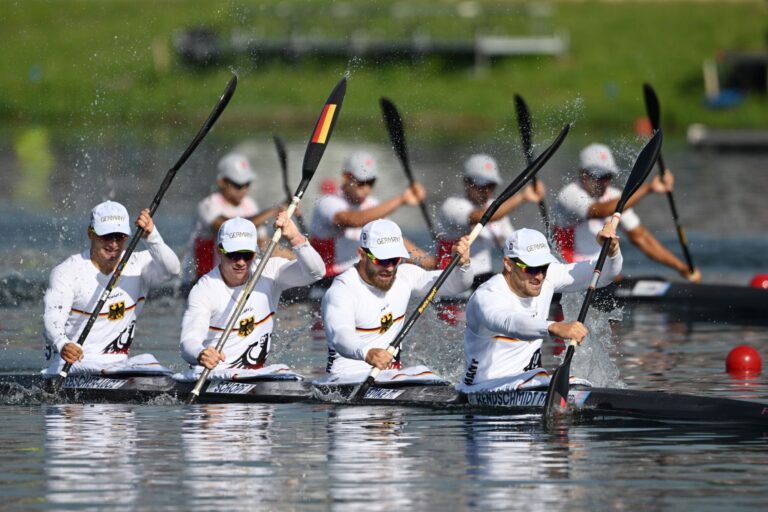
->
xmin=615 ymin=130 xmax=663 ymax=213
xmin=643 ymin=83 xmax=661 ymax=131
xmin=481 ymin=123 xmax=570 ymax=225
xmin=380 ymin=97 xmax=410 ymax=173
xmin=513 ymin=94 xmax=534 ymax=163
xmin=273 ymin=134 xmax=291 ymax=200
xmin=303 ymin=77 xmax=347 ymax=178
xmin=544 ymin=345 xmax=574 ymax=418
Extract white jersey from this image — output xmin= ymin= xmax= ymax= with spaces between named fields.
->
xmin=191 ymin=191 xmax=262 ymax=241
xmin=42 ymin=229 xmax=180 ymax=374
xmin=437 ymin=196 xmax=514 ymax=274
xmin=462 ymin=253 xmax=623 ymax=387
xmin=554 ymin=183 xmax=640 ymax=261
xmin=310 ymin=192 xmax=379 ymax=276
xmin=180 ymin=242 xmax=324 ymax=370
xmin=322 ymin=262 xmax=474 ymax=377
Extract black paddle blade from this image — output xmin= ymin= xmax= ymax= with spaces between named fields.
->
xmin=513 ymin=94 xmax=534 ymax=163
xmin=544 ymin=345 xmax=574 ymax=418
xmin=302 ymin=77 xmax=347 ymax=179
xmin=615 ymin=130 xmax=663 ymax=213
xmin=482 ymin=123 xmax=570 ymax=225
xmin=380 ymin=97 xmax=410 ymax=174
xmin=273 ymin=134 xmax=291 ymax=201
xmin=643 ymin=83 xmax=661 ymax=131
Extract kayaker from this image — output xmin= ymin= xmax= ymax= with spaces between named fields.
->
xmin=42 ymin=201 xmax=180 ymax=375
xmin=436 ymin=153 xmax=545 ymax=287
xmin=189 ymin=152 xmax=286 ymax=280
xmin=178 ymin=213 xmax=324 ymax=380
xmin=458 ymin=222 xmax=621 ymax=391
xmin=310 ymin=151 xmax=435 ymax=278
xmin=553 ymin=143 xmax=701 ymax=282
xmin=320 ymin=219 xmax=472 ymax=382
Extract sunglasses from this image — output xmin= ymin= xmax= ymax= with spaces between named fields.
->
xmin=364 ymin=249 xmax=402 ymax=267
xmin=221 ymin=250 xmax=256 ymax=262
xmin=224 ymin=178 xmax=251 ymax=190
xmin=91 ymin=230 xmax=129 ymax=243
xmin=352 ymin=177 xmax=376 ymax=187
xmin=513 ymin=258 xmax=549 ymax=276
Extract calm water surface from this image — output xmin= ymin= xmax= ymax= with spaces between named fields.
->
xmin=1 ymin=137 xmax=768 ymax=510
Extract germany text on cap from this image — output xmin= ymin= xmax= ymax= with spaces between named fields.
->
xmin=90 ymin=201 xmax=131 ymax=236
xmin=218 ymin=217 xmax=258 ymax=254
xmin=360 ymin=219 xmax=410 ymax=260
xmin=504 ymin=228 xmax=558 ymax=267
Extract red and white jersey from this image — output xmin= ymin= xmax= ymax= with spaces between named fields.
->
xmin=190 ymin=192 xmax=264 ymax=277
xmin=321 ymin=263 xmax=474 ymax=377
xmin=461 ymin=253 xmax=622 ymax=388
xmin=309 ymin=192 xmax=379 ymax=276
xmin=180 ymin=243 xmax=324 ymax=370
xmin=553 ymin=183 xmax=640 ymax=262
xmin=42 ymin=228 xmax=180 ymax=374
xmin=437 ymin=196 xmax=514 ymax=274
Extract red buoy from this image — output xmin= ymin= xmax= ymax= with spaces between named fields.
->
xmin=749 ymin=274 xmax=768 ymax=290
xmin=726 ymin=345 xmax=762 ymax=374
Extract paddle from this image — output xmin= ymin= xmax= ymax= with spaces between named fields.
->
xmin=273 ymin=134 xmax=309 ymax=234
xmin=379 ymin=97 xmax=438 ymax=241
xmin=514 ymin=94 xmax=551 ymax=239
xmin=349 ymin=123 xmax=571 ymax=402
xmin=188 ymin=76 xmax=347 ymax=404
xmin=543 ymin=130 xmax=663 ymax=420
xmin=52 ymin=75 xmax=238 ymax=392
xmin=642 ymin=83 xmax=696 ymax=276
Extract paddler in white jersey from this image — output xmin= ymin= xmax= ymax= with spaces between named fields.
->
xmin=178 ymin=213 xmax=324 ymax=380
xmin=458 ymin=223 xmax=621 ymax=392
xmin=553 ymin=143 xmax=701 ymax=282
xmin=436 ymin=153 xmax=545 ymax=286
xmin=320 ymin=219 xmax=473 ymax=383
xmin=310 ymin=151 xmax=435 ymax=277
xmin=42 ymin=200 xmax=180 ymax=376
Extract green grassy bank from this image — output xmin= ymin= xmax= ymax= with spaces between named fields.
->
xmin=2 ymin=0 xmax=766 ymax=142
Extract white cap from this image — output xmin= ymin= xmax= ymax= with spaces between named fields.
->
xmin=464 ymin=154 xmax=501 ymax=186
xmin=217 ymin=217 xmax=258 ymax=254
xmin=217 ymin=152 xmax=255 ymax=185
xmin=343 ymin=151 xmax=377 ymax=182
xmin=504 ymin=228 xmax=558 ymax=267
xmin=579 ymin=143 xmax=619 ymax=177
xmin=360 ymin=219 xmax=410 ymax=260
xmin=90 ymin=201 xmax=131 ymax=236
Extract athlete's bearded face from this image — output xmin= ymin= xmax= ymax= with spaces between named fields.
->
xmin=357 ymin=248 xmax=400 ymax=291
xmin=503 ymin=257 xmax=548 ymax=298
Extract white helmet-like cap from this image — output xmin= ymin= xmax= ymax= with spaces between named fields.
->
xmin=90 ymin=200 xmax=131 ymax=236
xmin=217 ymin=217 xmax=258 ymax=254
xmin=343 ymin=151 xmax=377 ymax=182
xmin=360 ymin=219 xmax=410 ymax=260
xmin=464 ymin=154 xmax=501 ymax=186
xmin=579 ymin=143 xmax=619 ymax=178
xmin=217 ymin=152 xmax=256 ymax=185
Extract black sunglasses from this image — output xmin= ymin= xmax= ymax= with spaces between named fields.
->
xmin=222 ymin=251 xmax=256 ymax=262
xmin=224 ymin=178 xmax=251 ymax=190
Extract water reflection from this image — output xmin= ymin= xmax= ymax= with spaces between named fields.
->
xmin=44 ymin=404 xmax=139 ymax=509
xmin=181 ymin=404 xmax=274 ymax=508
xmin=326 ymin=406 xmax=416 ymax=511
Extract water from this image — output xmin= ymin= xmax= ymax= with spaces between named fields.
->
xmin=2 ymin=135 xmax=768 ymax=509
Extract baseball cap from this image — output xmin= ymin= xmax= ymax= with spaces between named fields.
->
xmin=360 ymin=219 xmax=410 ymax=260
xmin=580 ymin=143 xmax=619 ymax=178
xmin=217 ymin=152 xmax=255 ymax=186
xmin=464 ymin=154 xmax=501 ymax=186
xmin=343 ymin=151 xmax=377 ymax=182
xmin=217 ymin=217 xmax=258 ymax=254
xmin=90 ymin=201 xmax=131 ymax=236
xmin=504 ymin=228 xmax=558 ymax=267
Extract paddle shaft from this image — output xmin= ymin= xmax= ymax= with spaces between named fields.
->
xmin=643 ymin=83 xmax=695 ymax=275
xmin=188 ymin=186 xmax=307 ymax=402
xmin=273 ymin=135 xmax=309 ymax=234
xmin=56 ymin=75 xmax=237 ymax=383
xmin=514 ymin=94 xmax=550 ymax=238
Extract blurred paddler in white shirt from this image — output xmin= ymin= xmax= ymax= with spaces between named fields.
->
xmin=42 ymin=200 xmax=180 ymax=376
xmin=177 ymin=212 xmax=324 ymax=381
xmin=318 ymin=219 xmax=473 ymax=385
xmin=458 ymin=223 xmax=621 ymax=394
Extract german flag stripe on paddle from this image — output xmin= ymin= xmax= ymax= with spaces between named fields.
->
xmin=311 ymin=104 xmax=337 ymax=144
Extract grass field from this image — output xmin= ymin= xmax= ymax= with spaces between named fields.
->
xmin=2 ymin=0 xmax=767 ymax=142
